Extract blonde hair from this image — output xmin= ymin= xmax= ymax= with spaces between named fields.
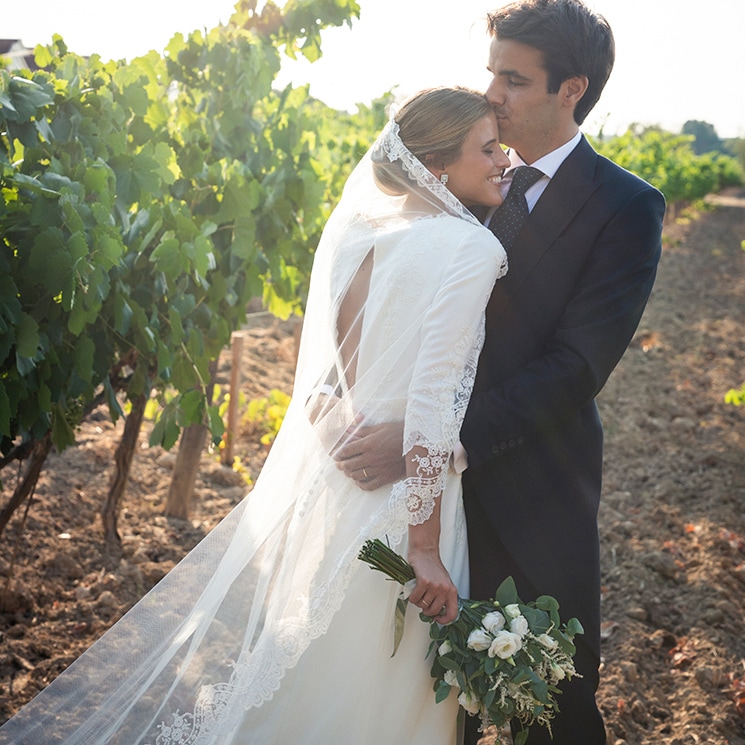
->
xmin=372 ymin=87 xmax=492 ymax=195
xmin=397 ymin=87 xmax=492 ymax=165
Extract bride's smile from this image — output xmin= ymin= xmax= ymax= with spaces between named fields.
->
xmin=434 ymin=114 xmax=509 ymax=209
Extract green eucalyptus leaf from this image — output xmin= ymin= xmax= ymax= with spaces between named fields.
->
xmin=566 ymin=617 xmax=584 ymax=637
xmin=495 ymin=576 xmax=519 ymax=607
xmin=520 ymin=605 xmax=551 ymax=635
xmin=434 ymin=682 xmax=451 ymax=705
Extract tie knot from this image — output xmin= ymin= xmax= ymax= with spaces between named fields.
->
xmin=508 ymin=166 xmax=544 ymax=197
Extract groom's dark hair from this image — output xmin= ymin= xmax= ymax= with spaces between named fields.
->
xmin=487 ymin=0 xmax=614 ymax=125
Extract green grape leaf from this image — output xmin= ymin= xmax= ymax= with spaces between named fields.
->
xmin=74 ymin=336 xmax=96 ymax=383
xmin=51 ymin=401 xmax=76 ymax=451
xmin=16 ymin=312 xmax=41 ymax=359
xmin=0 ymin=381 xmax=11 ymax=436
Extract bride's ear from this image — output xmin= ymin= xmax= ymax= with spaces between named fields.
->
xmin=424 ymin=153 xmax=447 ymax=181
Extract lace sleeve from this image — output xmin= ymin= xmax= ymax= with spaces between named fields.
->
xmin=399 ymin=441 xmax=451 ymax=525
xmin=399 ymin=227 xmax=507 ymax=525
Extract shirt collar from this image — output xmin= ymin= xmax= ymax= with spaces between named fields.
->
xmin=506 ymin=131 xmax=583 ymax=179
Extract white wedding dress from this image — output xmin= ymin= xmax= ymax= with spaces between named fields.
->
xmin=0 ymin=120 xmax=506 ymax=745
xmin=228 ymin=214 xmax=503 ymax=744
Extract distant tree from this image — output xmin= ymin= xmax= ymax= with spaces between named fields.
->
xmin=682 ymin=120 xmax=724 ymax=154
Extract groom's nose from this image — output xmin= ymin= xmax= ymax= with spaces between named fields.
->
xmin=485 ymin=76 xmax=504 ymax=108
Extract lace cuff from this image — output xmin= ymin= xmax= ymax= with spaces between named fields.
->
xmin=399 ymin=443 xmax=450 ymax=525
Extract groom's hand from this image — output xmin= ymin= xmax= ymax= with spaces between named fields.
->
xmin=333 ymin=419 xmax=405 ymax=491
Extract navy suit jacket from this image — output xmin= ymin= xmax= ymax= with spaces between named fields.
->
xmin=460 ymin=135 xmax=666 ymax=660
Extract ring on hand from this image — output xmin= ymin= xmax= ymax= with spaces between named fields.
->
xmin=362 ymin=467 xmax=369 ymax=479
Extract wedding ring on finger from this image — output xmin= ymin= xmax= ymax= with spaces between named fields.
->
xmin=362 ymin=467 xmax=369 ymax=479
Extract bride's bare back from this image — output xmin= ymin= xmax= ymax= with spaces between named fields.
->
xmin=336 ymin=250 xmax=373 ymax=388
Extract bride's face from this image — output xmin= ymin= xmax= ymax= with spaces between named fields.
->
xmin=439 ymin=114 xmax=509 ymax=209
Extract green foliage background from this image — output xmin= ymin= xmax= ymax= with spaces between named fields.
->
xmin=1 ymin=0 xmax=742 ymax=493
xmin=0 ymin=0 xmax=389 ymax=462
xmin=592 ymin=126 xmax=743 ymax=205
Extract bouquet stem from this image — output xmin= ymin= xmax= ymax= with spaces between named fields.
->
xmin=358 ymin=538 xmax=415 ymax=585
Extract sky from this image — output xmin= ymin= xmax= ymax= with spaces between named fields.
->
xmin=3 ymin=0 xmax=745 ymax=139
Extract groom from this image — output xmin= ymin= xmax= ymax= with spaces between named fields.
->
xmin=335 ymin=1 xmax=665 ymax=742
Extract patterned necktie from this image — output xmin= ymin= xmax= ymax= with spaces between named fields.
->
xmin=488 ymin=166 xmax=544 ymax=251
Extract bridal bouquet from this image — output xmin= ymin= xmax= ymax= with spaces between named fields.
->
xmin=358 ymin=539 xmax=583 ymax=745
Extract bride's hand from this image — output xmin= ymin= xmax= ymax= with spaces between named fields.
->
xmin=406 ymin=548 xmax=459 ymax=625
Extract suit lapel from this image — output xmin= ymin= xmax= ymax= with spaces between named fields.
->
xmin=488 ymin=137 xmax=601 ymax=321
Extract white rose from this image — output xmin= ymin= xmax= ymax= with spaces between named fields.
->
xmin=458 ymin=690 xmax=481 ymax=715
xmin=467 ymin=628 xmax=493 ymax=651
xmin=481 ymin=611 xmax=505 ymax=633
xmin=488 ymin=630 xmax=523 ymax=659
xmin=504 ymin=603 xmax=521 ymax=619
xmin=438 ymin=640 xmax=452 ymax=656
xmin=509 ymin=615 xmax=529 ymax=637
xmin=444 ymin=669 xmax=460 ymax=688
xmin=537 ymin=633 xmax=559 ymax=650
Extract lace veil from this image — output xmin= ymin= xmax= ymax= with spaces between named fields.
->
xmin=0 ymin=113 xmax=507 ymax=744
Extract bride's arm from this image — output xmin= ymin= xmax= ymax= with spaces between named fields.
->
xmin=333 ymin=228 xmax=506 ymax=489
xmin=398 ymin=231 xmax=507 ymax=623
xmin=403 ymin=445 xmax=459 ymax=624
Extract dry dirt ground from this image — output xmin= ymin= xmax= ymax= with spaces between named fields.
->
xmin=1 ymin=188 xmax=744 ymax=744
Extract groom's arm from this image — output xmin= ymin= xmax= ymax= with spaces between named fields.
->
xmin=336 ymin=186 xmax=664 ymax=484
xmin=334 ymin=425 xmax=471 ymax=489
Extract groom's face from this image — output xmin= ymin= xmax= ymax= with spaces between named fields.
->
xmin=486 ymin=38 xmax=569 ymax=163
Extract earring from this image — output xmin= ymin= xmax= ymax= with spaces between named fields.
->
xmin=440 ymin=174 xmax=449 ymax=185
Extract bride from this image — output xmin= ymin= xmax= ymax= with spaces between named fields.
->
xmin=0 ymin=86 xmax=509 ymax=745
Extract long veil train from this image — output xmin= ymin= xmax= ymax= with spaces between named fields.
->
xmin=0 ymin=116 xmax=506 ymax=745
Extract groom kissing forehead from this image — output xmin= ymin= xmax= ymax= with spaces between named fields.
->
xmin=460 ymin=0 xmax=665 ymax=744
xmin=485 ymin=0 xmax=614 ymax=163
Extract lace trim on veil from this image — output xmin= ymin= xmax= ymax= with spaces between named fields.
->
xmin=146 ymin=510 xmax=415 ymax=745
xmin=145 ymin=336 xmax=487 ymax=744
xmin=373 ymin=119 xmax=483 ymax=228
xmin=0 ymin=105 xmax=508 ymax=745
xmin=142 ymin=119 xmax=492 ymax=745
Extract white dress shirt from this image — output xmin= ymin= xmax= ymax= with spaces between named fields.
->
xmin=483 ymin=130 xmax=583 ymax=226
